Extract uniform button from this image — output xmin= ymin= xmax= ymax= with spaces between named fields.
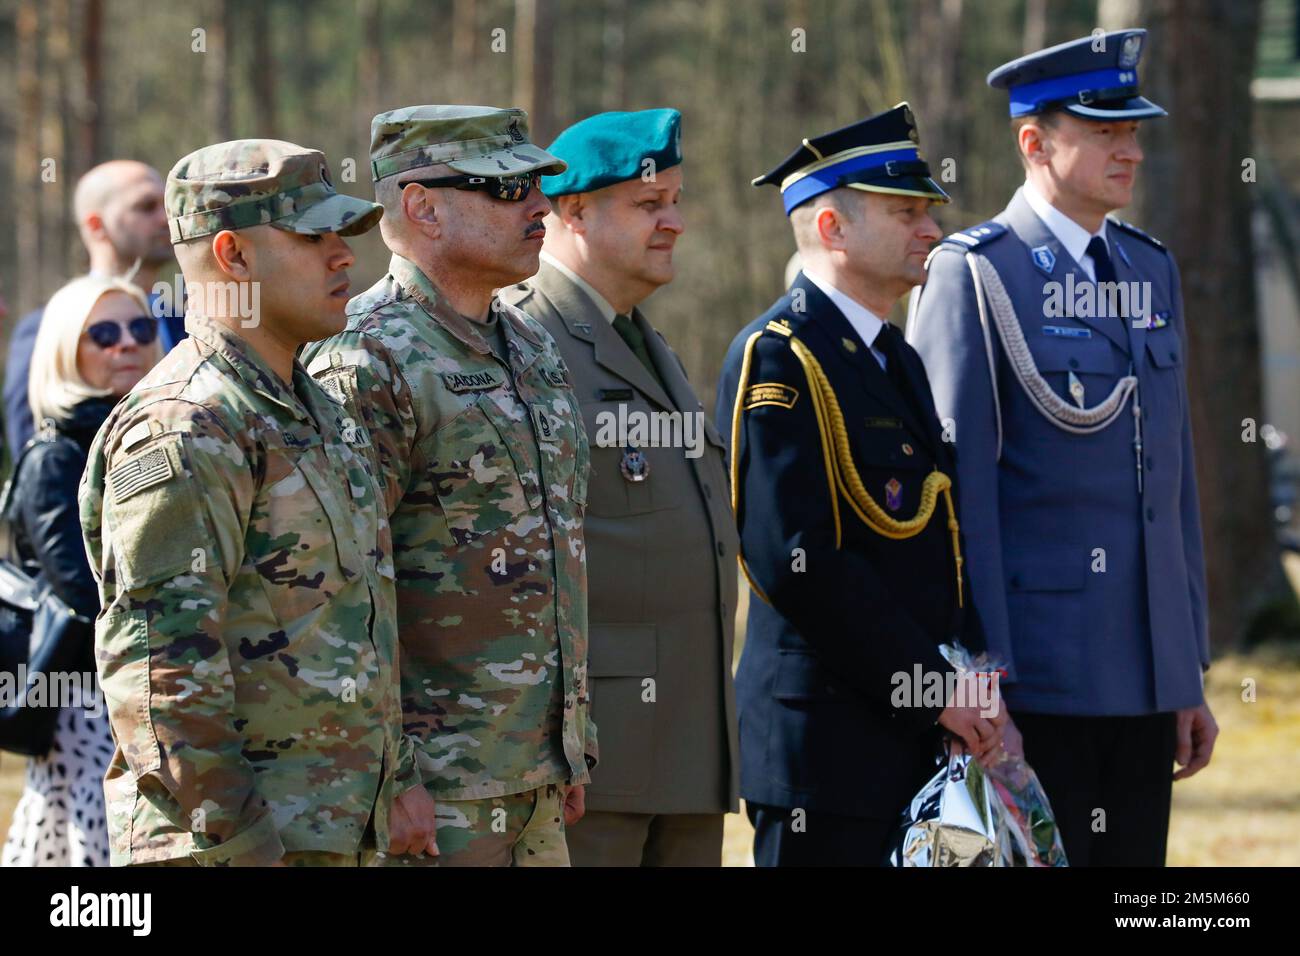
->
xmin=1146 ymin=507 xmax=1155 ymax=522
xmin=1068 ymin=358 xmax=1080 ymax=369
xmin=717 ymin=541 xmax=726 ymax=557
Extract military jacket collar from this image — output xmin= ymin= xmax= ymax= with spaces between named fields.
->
xmin=1002 ymin=189 xmax=1131 ymax=355
xmin=539 ymin=251 xmax=617 ymax=324
xmin=788 ymin=272 xmax=942 ymax=459
xmin=1020 ymin=180 xmax=1110 ymax=278
xmin=183 ymin=312 xmax=321 ymax=428
xmin=531 ymin=259 xmax=676 ymax=411
xmin=388 ymin=253 xmax=545 ymax=376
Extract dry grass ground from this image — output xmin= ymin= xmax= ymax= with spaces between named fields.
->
xmin=718 ymin=641 xmax=1300 ymax=867
xmin=3 ymin=559 xmax=1298 ymax=866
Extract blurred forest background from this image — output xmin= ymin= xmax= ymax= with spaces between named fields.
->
xmin=0 ymin=0 xmax=1298 ymax=653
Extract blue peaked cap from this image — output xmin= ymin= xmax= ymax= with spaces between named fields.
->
xmin=988 ymin=29 xmax=1167 ymax=120
xmin=751 ymin=103 xmax=950 ymax=216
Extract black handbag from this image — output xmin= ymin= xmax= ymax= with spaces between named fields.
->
xmin=0 ymin=432 xmax=95 ymax=757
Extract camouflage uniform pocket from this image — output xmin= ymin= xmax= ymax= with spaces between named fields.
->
xmin=248 ymin=447 xmax=347 ymax=626
xmin=565 ymin=392 xmax=590 ymax=511
xmin=521 ymin=384 xmax=587 ymax=518
xmin=430 ymin=400 xmax=532 ymax=546
xmin=316 ymin=366 xmax=371 ymax=448
xmin=99 ymin=608 xmax=162 ymax=777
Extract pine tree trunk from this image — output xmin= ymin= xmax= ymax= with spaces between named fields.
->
xmin=14 ymin=0 xmax=41 ymax=314
xmin=1109 ymin=0 xmax=1295 ymax=648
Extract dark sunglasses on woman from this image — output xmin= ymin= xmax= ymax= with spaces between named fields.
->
xmin=406 ymin=171 xmax=542 ymax=202
xmin=86 ymin=315 xmax=159 ymax=349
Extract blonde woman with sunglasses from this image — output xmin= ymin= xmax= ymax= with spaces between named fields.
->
xmin=2 ymin=275 xmax=160 ymax=867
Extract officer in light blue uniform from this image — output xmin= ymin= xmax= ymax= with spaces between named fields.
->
xmin=908 ymin=28 xmax=1218 ymax=866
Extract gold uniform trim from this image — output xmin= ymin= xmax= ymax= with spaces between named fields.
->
xmin=729 ymin=326 xmax=965 ymax=608
xmin=778 ymin=139 xmax=918 ymax=191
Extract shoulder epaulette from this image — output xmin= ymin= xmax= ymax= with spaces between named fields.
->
xmin=940 ymin=221 xmax=1007 ymax=250
xmin=1106 ymin=216 xmax=1165 ymax=250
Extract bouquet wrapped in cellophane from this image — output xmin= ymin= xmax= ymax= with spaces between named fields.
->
xmin=886 ymin=645 xmax=1068 ymax=867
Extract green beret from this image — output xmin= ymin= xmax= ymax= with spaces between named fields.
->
xmin=166 ymin=139 xmax=382 ymax=243
xmin=369 ymin=105 xmax=566 ymax=182
xmin=541 ymin=109 xmax=682 ymax=197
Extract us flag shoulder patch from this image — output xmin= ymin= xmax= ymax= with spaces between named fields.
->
xmin=108 ymin=445 xmax=175 ymax=503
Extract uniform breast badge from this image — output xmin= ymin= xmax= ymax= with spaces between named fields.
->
xmin=885 ymin=477 xmax=903 ymax=511
xmin=620 ymin=445 xmax=649 ymax=482
xmin=1067 ymin=370 xmax=1086 ymax=409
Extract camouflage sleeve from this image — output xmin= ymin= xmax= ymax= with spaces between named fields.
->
xmin=395 ymin=732 xmax=423 ymax=792
xmin=305 ymin=329 xmax=419 ymax=515
xmin=95 ymin=401 xmax=283 ymax=866
xmin=583 ymin=718 xmax=598 ymax=771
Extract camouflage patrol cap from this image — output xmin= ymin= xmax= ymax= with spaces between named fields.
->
xmin=166 ymin=139 xmax=383 ymax=243
xmin=368 ymin=105 xmax=567 ymax=182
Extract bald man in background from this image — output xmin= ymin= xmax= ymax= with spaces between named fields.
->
xmin=4 ymin=160 xmax=179 ymax=452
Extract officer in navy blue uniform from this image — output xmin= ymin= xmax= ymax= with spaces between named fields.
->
xmin=717 ymin=105 xmax=998 ymax=867
xmin=908 ymin=29 xmax=1218 ymax=866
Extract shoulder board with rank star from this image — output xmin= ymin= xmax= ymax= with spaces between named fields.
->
xmin=1106 ymin=216 xmax=1165 ymax=250
xmin=940 ymin=221 xmax=1008 ymax=250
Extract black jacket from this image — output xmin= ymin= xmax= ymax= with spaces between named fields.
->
xmin=716 ymin=273 xmax=984 ymax=821
xmin=10 ymin=397 xmax=115 ymax=623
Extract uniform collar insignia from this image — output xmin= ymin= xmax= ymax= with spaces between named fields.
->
xmin=1031 ymin=245 xmax=1056 ymax=275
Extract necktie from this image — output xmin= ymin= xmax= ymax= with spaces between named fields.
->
xmin=1087 ymin=235 xmax=1117 ymax=284
xmin=873 ymin=323 xmax=912 ymax=396
xmin=612 ymin=313 xmax=664 ymax=387
xmin=873 ymin=323 xmax=927 ymax=425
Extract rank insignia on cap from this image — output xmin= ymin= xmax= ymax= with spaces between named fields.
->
xmin=1031 ymin=245 xmax=1056 ymax=275
xmin=1119 ymin=34 xmax=1143 ymax=68
xmin=620 ymin=445 xmax=649 ymax=482
xmin=885 ymin=477 xmax=903 ymax=512
xmin=1068 ymin=370 xmax=1086 ymax=409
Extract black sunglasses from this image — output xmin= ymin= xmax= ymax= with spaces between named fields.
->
xmin=86 ymin=316 xmax=159 ymax=349
xmin=406 ymin=172 xmax=541 ymax=202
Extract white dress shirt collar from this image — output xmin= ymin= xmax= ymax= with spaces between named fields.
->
xmin=801 ymin=268 xmax=889 ymax=369
xmin=540 ymin=250 xmax=618 ymax=324
xmin=1021 ymin=179 xmax=1110 ymax=281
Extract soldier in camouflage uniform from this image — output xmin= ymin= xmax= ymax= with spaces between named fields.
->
xmin=79 ymin=139 xmax=439 ymax=866
xmin=301 ymin=106 xmax=595 ymax=867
